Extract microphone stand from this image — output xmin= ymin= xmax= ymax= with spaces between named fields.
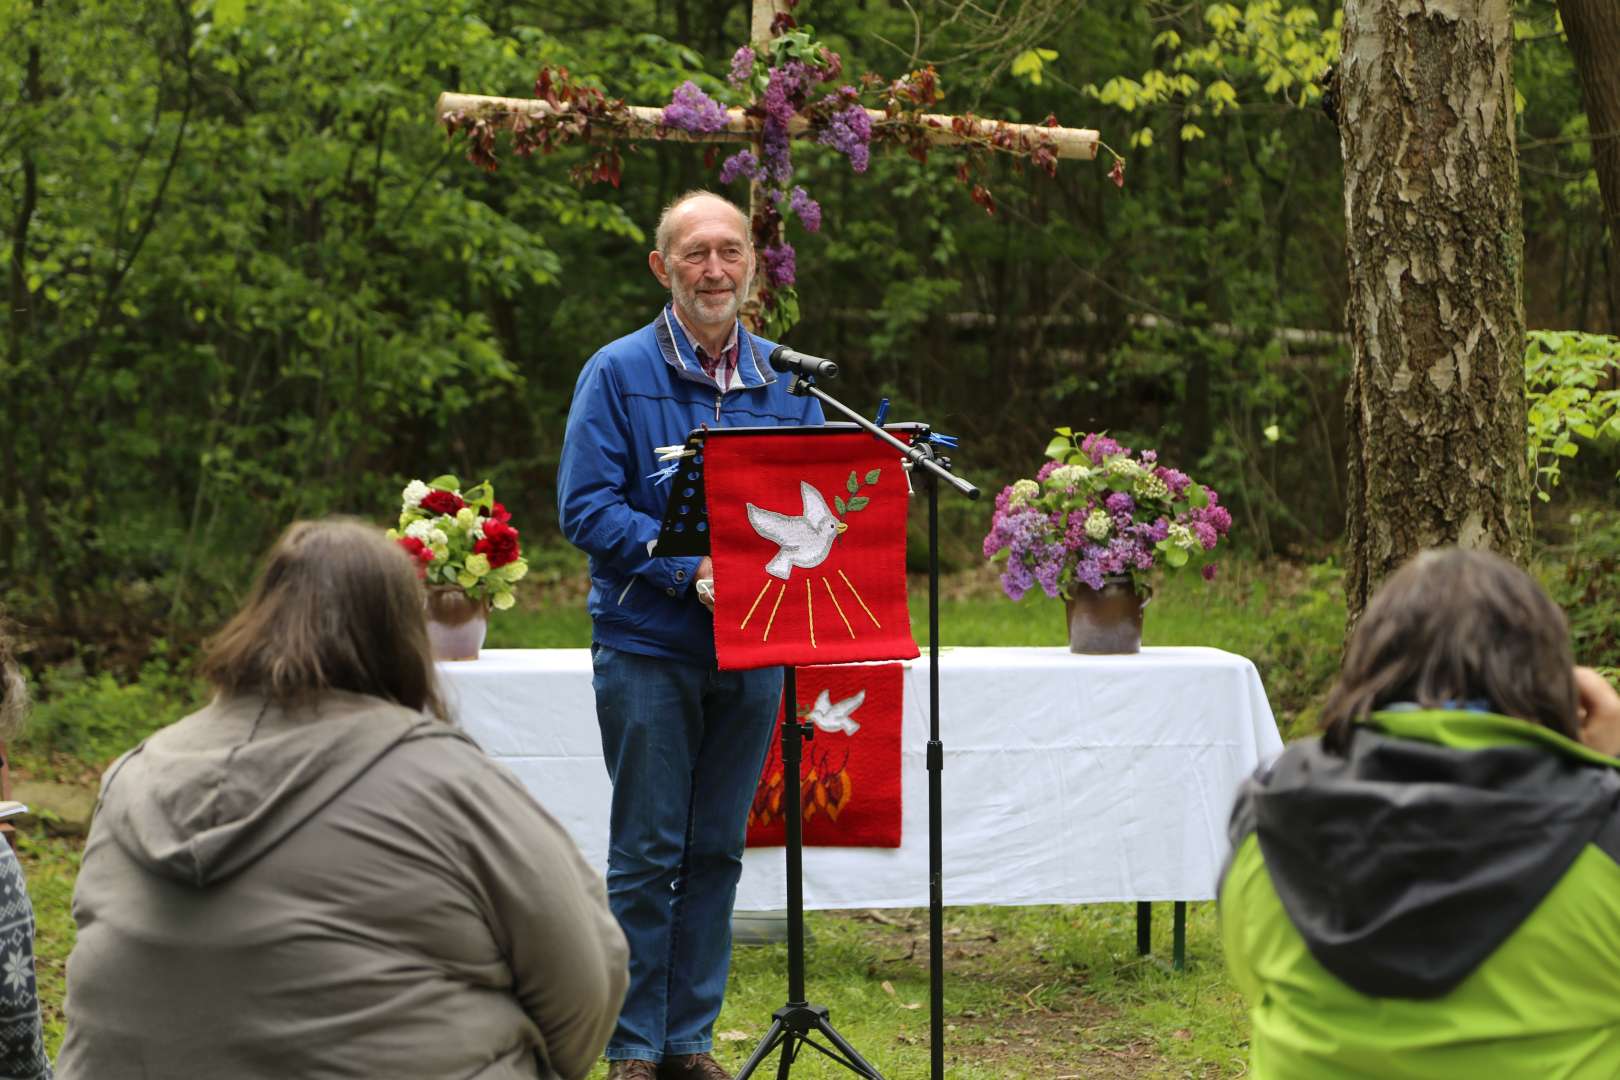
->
xmin=733 ymin=371 xmax=977 ymax=1080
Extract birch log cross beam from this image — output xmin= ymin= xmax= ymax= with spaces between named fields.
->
xmin=430 ymin=0 xmax=1110 ymax=335
xmin=431 ymin=91 xmax=1103 ymax=165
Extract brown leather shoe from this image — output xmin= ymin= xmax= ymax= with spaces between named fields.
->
xmin=606 ymin=1060 xmax=659 ymax=1080
xmin=659 ymin=1052 xmax=732 ymax=1080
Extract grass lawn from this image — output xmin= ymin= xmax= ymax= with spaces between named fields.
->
xmin=22 ymin=552 xmax=1343 ymax=1076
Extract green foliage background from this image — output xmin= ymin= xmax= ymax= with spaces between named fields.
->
xmin=1 ymin=0 xmax=1614 ymax=666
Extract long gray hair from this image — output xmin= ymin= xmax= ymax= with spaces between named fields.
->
xmin=1320 ymin=547 xmax=1577 ymax=753
xmin=0 ymin=610 xmax=27 ymax=743
xmin=199 ymin=518 xmax=447 ymax=720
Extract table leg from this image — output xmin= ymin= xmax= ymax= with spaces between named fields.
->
xmin=1173 ymin=901 xmax=1186 ymax=971
xmin=1136 ymin=901 xmax=1151 ymax=955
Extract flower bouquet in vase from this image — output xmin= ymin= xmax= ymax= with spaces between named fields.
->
xmin=982 ymin=430 xmax=1232 ymax=654
xmin=388 ymin=475 xmax=528 ymax=661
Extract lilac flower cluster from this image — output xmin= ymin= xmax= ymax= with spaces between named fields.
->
xmin=728 ymin=46 xmax=756 ymax=89
xmin=719 ymin=149 xmax=765 ymax=184
xmin=817 ymin=88 xmax=872 ymax=173
xmin=787 ymin=186 xmax=821 ymax=231
xmin=982 ymin=431 xmax=1233 ymax=601
xmin=661 ymin=81 xmax=729 ymax=134
xmin=763 ymin=242 xmax=797 ymax=287
xmin=760 ymin=61 xmax=811 ymax=182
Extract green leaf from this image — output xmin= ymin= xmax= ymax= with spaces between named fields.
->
xmin=1165 ymin=544 xmax=1189 ymax=568
xmin=1054 ymin=426 xmax=1073 ymax=437
xmin=1011 ymin=48 xmax=1055 ymax=86
xmin=1187 ymin=484 xmax=1210 ymax=509
xmin=213 ymin=0 xmax=246 ymax=31
xmin=462 ymin=481 xmax=493 ymax=509
xmin=428 ymin=474 xmax=460 ymax=491
xmin=1044 ymin=435 xmax=1071 ymax=460
xmin=847 ymin=471 xmax=860 ymax=494
xmin=835 ymin=495 xmax=847 ymax=515
xmin=846 ymin=496 xmax=870 ymax=512
xmin=864 ymin=468 xmax=882 ymax=485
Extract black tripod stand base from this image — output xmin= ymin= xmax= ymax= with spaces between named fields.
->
xmin=733 ymin=1003 xmax=886 ymax=1080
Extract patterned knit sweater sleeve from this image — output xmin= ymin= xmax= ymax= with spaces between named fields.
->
xmin=0 ymin=843 xmax=50 ymax=1079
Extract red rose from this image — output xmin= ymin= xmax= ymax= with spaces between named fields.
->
xmin=489 ymin=501 xmax=512 ymax=525
xmin=474 ymin=519 xmax=522 ymax=568
xmin=396 ymin=536 xmax=434 ymax=578
xmin=420 ymin=489 xmax=466 ymax=516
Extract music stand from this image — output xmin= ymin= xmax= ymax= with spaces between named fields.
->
xmin=656 ymin=412 xmax=977 ymax=1080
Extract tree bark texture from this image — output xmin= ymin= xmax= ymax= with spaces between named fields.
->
xmin=1339 ymin=0 xmax=1530 ymax=628
xmin=1557 ymin=0 xmax=1620 ymax=334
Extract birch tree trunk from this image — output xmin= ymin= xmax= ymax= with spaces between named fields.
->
xmin=1558 ymin=0 xmax=1620 ymax=334
xmin=1339 ymin=0 xmax=1530 ymax=628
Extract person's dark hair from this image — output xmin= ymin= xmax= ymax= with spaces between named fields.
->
xmin=0 ymin=609 xmax=27 ymax=742
xmin=1320 ymin=547 xmax=1576 ymax=753
xmin=200 ymin=518 xmax=446 ymax=720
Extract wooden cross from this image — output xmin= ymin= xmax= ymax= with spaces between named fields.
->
xmin=432 ymin=0 xmax=1101 ymax=325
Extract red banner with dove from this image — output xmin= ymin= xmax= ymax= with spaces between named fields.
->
xmin=703 ymin=430 xmax=919 ymax=671
xmin=747 ymin=662 xmax=904 ymax=848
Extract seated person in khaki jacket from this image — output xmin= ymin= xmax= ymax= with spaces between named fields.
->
xmin=57 ymin=519 xmax=628 ymax=1080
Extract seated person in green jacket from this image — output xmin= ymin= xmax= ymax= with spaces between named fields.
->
xmin=1220 ymin=546 xmax=1620 ymax=1079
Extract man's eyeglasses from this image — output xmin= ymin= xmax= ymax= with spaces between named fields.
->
xmin=675 ymin=246 xmax=748 ymax=266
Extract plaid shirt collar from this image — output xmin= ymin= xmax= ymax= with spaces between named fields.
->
xmin=669 ymin=306 xmax=740 ymax=388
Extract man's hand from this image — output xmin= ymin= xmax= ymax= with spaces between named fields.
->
xmin=1575 ymin=667 xmax=1620 ymax=756
xmin=695 ymin=556 xmax=715 ymax=611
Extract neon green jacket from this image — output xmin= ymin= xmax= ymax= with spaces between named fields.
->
xmin=1221 ymin=710 xmax=1620 ymax=1079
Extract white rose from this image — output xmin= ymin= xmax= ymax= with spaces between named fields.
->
xmin=401 ymin=480 xmax=430 ymax=510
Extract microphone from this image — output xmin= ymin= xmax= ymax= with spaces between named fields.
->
xmin=768 ymin=344 xmax=839 ymax=380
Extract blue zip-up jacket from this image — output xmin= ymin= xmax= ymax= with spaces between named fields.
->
xmin=557 ymin=306 xmax=824 ymax=664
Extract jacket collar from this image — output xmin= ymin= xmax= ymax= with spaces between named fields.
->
xmin=655 ymin=303 xmax=775 ymax=390
xmin=1363 ymin=708 xmax=1620 ymax=769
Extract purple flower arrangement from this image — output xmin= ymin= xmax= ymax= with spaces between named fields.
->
xmin=664 ymin=31 xmax=863 ymax=304
xmin=660 ymin=81 xmax=730 ymax=135
xmin=983 ymin=430 xmax=1233 ymax=601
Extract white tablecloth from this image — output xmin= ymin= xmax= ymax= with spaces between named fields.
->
xmin=439 ymin=646 xmax=1283 ymax=911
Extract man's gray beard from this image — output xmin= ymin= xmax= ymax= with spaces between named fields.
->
xmin=673 ymin=274 xmax=750 ymax=330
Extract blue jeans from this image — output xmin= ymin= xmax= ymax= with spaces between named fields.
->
xmin=591 ymin=643 xmax=784 ymax=1064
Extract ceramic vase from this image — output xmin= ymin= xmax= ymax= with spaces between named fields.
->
xmin=425 ymin=585 xmax=489 ymax=661
xmin=1064 ymin=577 xmax=1148 ymax=654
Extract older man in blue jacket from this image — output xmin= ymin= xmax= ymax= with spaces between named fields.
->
xmin=557 ymin=190 xmax=823 ymax=1080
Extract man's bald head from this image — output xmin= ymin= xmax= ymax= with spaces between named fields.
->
xmin=654 ymin=191 xmax=750 ymax=256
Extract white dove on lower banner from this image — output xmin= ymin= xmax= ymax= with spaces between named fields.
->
xmin=807 ymin=687 xmax=865 ymax=735
xmin=746 ymin=480 xmax=848 ymax=580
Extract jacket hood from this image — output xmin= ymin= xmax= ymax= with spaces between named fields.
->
xmin=1230 ymin=710 xmax=1620 ymax=999
xmin=95 ymin=691 xmax=460 ymax=887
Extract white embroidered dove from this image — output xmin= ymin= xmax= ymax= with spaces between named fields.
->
xmin=746 ymin=481 xmax=848 ymax=580
xmin=807 ymin=687 xmax=865 ymax=736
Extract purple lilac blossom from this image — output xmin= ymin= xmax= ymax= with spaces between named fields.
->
xmin=1073 ymin=553 xmax=1106 ymax=591
xmin=762 ymin=62 xmax=809 ymax=125
xmin=1203 ymin=563 xmax=1219 ymax=581
xmin=1190 ymin=521 xmax=1219 ymax=551
xmin=762 ymin=120 xmax=792 ymax=183
xmin=788 ymin=187 xmax=822 ymax=231
xmin=719 ymin=150 xmax=765 ymax=184
xmin=1104 ymin=492 xmax=1134 ymax=515
xmin=1036 ymin=460 xmax=1063 ymax=482
xmin=1080 ymin=432 xmax=1124 ymax=464
xmin=817 ymin=90 xmax=872 ymax=173
xmin=1141 ymin=449 xmax=1158 ymax=464
xmin=1154 ymin=466 xmax=1191 ymax=497
xmin=728 ymin=46 xmax=756 ymax=88
xmin=662 ymin=81 xmax=729 ymax=134
xmin=763 ymin=242 xmax=797 ymax=287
